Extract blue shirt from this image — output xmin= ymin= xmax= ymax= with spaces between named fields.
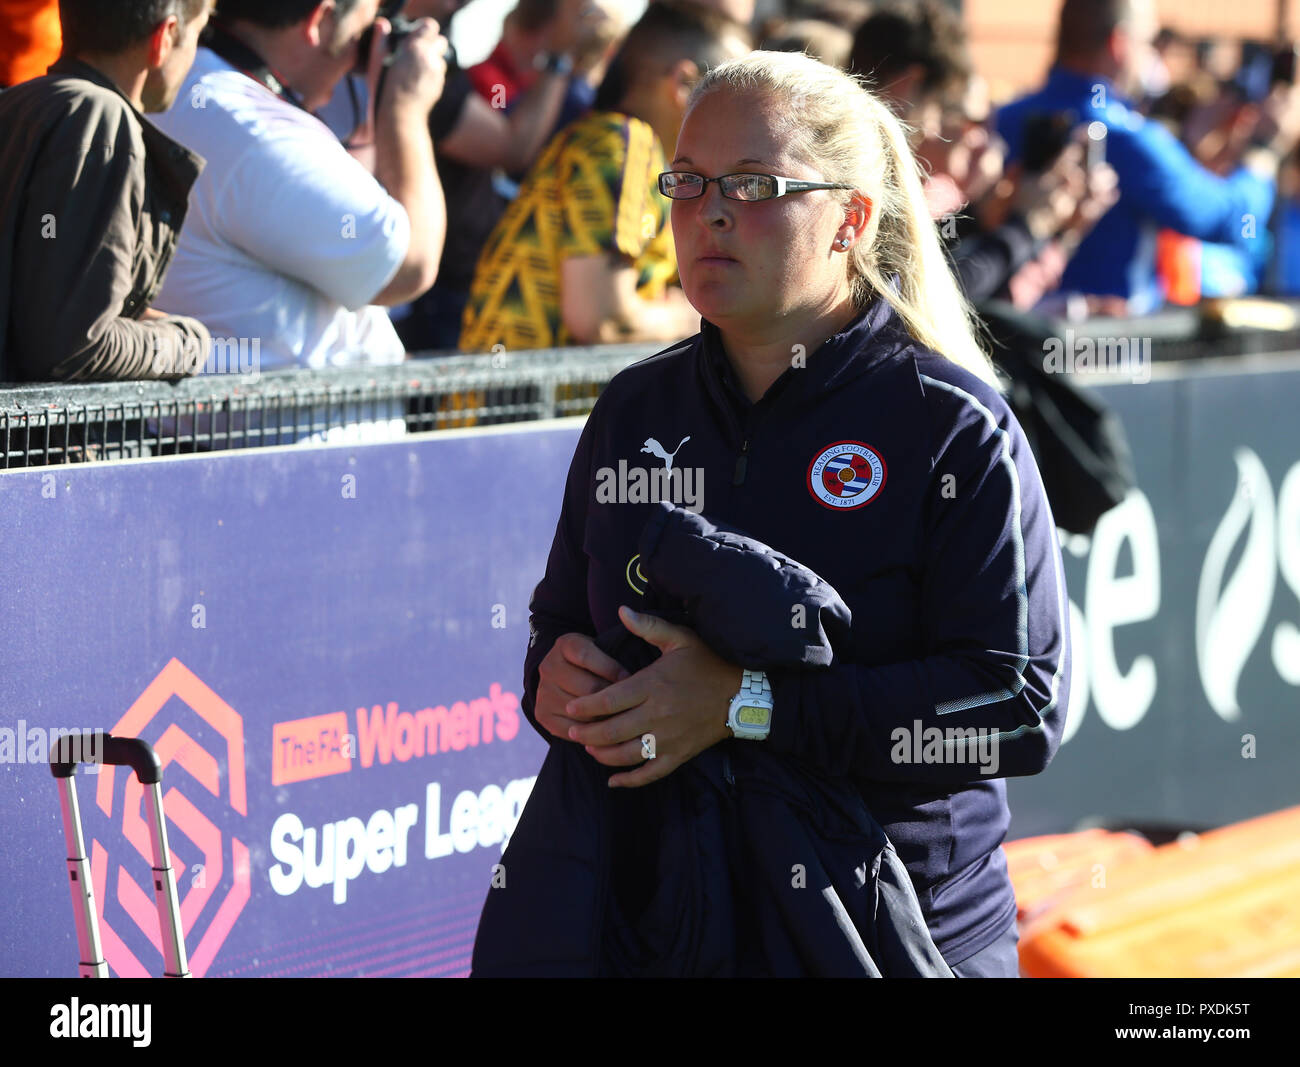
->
xmin=996 ymin=67 xmax=1276 ymax=311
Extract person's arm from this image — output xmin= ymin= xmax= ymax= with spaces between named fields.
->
xmin=10 ymin=121 xmax=208 ymax=381
xmin=217 ymin=32 xmax=452 ymax=315
xmin=1112 ymin=118 xmax=1276 ymax=246
xmin=522 ymin=412 xmax=599 ymax=741
xmin=482 ymin=0 xmax=587 ymax=170
xmin=372 ymin=19 xmax=449 ymax=305
xmin=764 ymin=381 xmax=1071 ymax=786
xmin=560 ymin=254 xmax=700 ymax=344
xmin=551 ymin=115 xmax=699 ymax=344
xmin=947 ymin=216 xmax=1042 ymax=304
xmin=437 ymin=73 xmax=570 ymax=174
xmin=1004 ymin=238 xmax=1069 ymax=310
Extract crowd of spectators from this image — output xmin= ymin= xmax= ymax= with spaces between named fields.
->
xmin=5 ymin=0 xmax=1300 ymax=383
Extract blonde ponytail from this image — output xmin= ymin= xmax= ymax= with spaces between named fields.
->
xmin=687 ymin=51 xmax=999 ymax=388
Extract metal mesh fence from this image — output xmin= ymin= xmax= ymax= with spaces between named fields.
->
xmin=5 ymin=307 xmax=1300 ymax=468
xmin=0 ymin=345 xmax=656 ymax=468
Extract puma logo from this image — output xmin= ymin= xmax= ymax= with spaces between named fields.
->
xmin=641 ymin=435 xmax=691 ymax=473
xmin=596 ymin=433 xmax=704 ymax=513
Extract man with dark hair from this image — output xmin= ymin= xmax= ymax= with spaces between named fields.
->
xmin=0 ymin=0 xmax=214 ymax=381
xmin=208 ymin=0 xmax=364 ymax=30
xmin=847 ymin=0 xmax=971 ymax=143
xmin=461 ymin=0 xmax=750 ymax=351
xmin=150 ymin=0 xmax=448 ymax=368
xmin=997 ymin=0 xmax=1300 ymax=311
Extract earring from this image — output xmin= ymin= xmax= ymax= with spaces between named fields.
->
xmin=838 ymin=238 xmax=850 ymax=249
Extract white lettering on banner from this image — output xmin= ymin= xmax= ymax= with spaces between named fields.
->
xmin=269 ymin=804 xmax=419 ymax=905
xmin=1062 ymin=455 xmax=1300 ymax=741
xmin=1197 ymin=449 xmax=1276 ymax=721
xmin=1086 ymin=491 xmax=1160 ymax=731
xmin=425 ymin=782 xmax=453 ymax=859
xmin=269 ymin=776 xmax=536 ymax=905
xmin=1061 ymin=600 xmax=1090 ymax=746
xmin=426 ymin=777 xmax=535 ymax=859
xmin=1274 ymin=462 xmax=1300 ymax=686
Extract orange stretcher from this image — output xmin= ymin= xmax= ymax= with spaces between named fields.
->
xmin=1015 ymin=806 xmax=1300 ymax=978
xmin=1005 ymin=828 xmax=1154 ymax=925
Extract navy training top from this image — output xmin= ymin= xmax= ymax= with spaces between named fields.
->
xmin=521 ymin=291 xmax=1072 ymax=965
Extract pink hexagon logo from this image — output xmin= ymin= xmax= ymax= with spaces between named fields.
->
xmin=89 ymin=658 xmax=250 ymax=977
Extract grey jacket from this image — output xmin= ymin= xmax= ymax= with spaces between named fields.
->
xmin=0 ymin=58 xmax=209 ymax=382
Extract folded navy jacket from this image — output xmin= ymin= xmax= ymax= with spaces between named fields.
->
xmin=471 ymin=502 xmax=953 ymax=977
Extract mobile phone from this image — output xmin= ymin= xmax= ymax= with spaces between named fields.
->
xmin=1272 ymin=42 xmax=1298 ymax=86
xmin=1021 ymin=112 xmax=1074 ymax=173
xmin=1086 ymin=121 xmax=1107 ymax=170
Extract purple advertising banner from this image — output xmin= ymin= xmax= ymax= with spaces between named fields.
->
xmin=0 ymin=420 xmax=576 ymax=977
xmin=1012 ymin=358 xmax=1300 ymax=839
xmin=2 ymin=357 xmax=1298 ymax=978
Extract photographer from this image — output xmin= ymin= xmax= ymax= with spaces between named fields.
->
xmin=151 ymin=0 xmax=448 ymax=369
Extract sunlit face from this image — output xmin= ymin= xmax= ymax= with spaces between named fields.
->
xmin=142 ymin=1 xmax=214 ymax=113
xmin=306 ymin=0 xmax=382 ymax=111
xmin=669 ymin=90 xmax=857 ymax=329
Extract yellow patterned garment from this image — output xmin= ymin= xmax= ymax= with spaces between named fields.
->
xmin=459 ymin=110 xmax=679 ymax=352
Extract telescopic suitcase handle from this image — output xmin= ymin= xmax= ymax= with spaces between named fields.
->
xmin=50 ymin=732 xmax=192 ymax=978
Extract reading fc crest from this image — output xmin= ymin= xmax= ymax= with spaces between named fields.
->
xmin=808 ymin=441 xmax=887 ymax=510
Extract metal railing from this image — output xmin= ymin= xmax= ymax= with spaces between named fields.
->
xmin=0 ymin=345 xmax=657 ymax=468
xmin=5 ymin=301 xmax=1300 ymax=468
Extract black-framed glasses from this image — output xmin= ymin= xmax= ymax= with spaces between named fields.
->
xmin=658 ymin=171 xmax=855 ymax=202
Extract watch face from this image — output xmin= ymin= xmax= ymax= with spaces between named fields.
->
xmin=736 ymin=705 xmax=771 ymax=727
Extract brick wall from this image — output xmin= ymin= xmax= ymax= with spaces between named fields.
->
xmin=968 ymin=0 xmax=1295 ymax=103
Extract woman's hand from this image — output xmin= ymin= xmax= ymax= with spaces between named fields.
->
xmin=565 ymin=606 xmax=741 ymax=788
xmin=534 ymin=632 xmax=629 ymax=742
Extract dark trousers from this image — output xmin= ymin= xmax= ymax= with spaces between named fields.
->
xmin=949 ymin=921 xmax=1021 ymax=978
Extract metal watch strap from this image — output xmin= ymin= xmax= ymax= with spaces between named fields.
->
xmin=740 ymin=669 xmax=771 ymax=702
xmin=728 ymin=669 xmax=772 ymax=737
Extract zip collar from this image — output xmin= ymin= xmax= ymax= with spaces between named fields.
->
xmin=696 ymin=282 xmax=910 ymax=437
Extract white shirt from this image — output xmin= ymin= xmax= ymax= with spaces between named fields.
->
xmin=152 ymin=48 xmax=410 ymax=371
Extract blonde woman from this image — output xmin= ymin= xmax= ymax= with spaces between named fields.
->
xmin=491 ymin=51 xmax=1071 ymax=978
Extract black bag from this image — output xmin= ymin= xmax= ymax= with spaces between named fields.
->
xmin=979 ymin=301 xmax=1137 ymax=537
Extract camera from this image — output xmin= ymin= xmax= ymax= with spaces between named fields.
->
xmin=351 ymin=0 xmax=456 ymax=110
xmin=355 ymin=13 xmax=419 ymax=76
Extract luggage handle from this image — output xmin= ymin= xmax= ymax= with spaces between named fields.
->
xmin=51 ymin=733 xmax=161 ymax=783
xmin=49 ymin=733 xmax=191 ymax=978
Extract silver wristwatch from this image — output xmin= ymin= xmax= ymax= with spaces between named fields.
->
xmin=727 ymin=669 xmax=773 ymax=740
